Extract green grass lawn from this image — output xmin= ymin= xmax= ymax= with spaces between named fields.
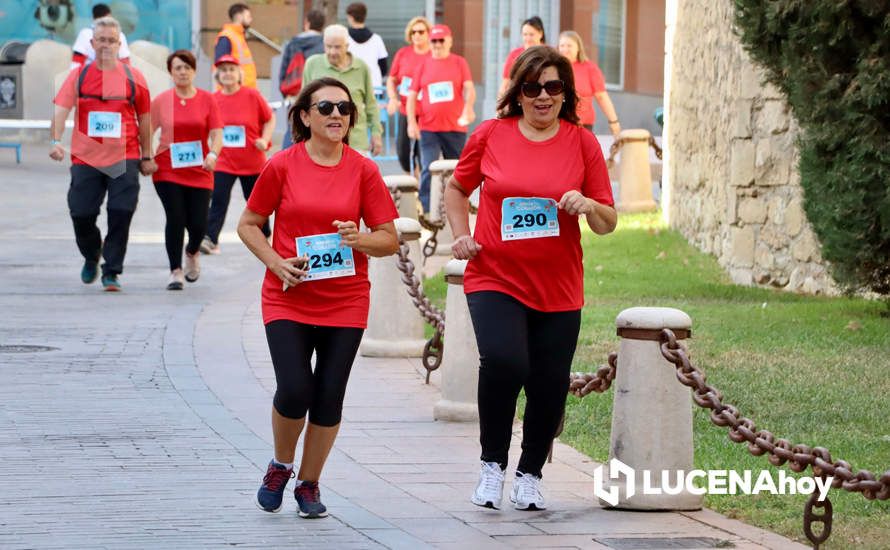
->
xmin=423 ymin=213 xmax=890 ymax=548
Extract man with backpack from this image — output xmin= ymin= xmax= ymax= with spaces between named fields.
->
xmin=49 ymin=17 xmax=155 ymax=292
xmin=278 ymin=9 xmax=325 ymax=148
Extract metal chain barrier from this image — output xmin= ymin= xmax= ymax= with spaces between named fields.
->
xmin=569 ymin=352 xmax=619 ymax=397
xmin=417 ymin=169 xmax=452 ymax=260
xmin=394 ymin=236 xmax=445 ymax=383
xmin=606 ymin=135 xmax=664 ymax=169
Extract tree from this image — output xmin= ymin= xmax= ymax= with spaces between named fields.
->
xmin=733 ymin=1 xmax=890 ymax=302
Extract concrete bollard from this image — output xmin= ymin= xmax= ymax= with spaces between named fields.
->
xmin=602 ymin=307 xmax=702 ymax=510
xmin=617 ymin=129 xmax=657 ymax=213
xmin=383 ymin=174 xmax=420 ymax=221
xmin=360 ymin=218 xmax=426 ymax=357
xmin=433 ymin=259 xmax=480 ymax=422
xmin=428 ymin=159 xmax=458 ymax=255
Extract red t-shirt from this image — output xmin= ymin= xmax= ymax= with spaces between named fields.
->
xmin=53 ymin=62 xmax=150 ymax=167
xmin=409 ymin=54 xmax=472 ymax=133
xmin=390 ymin=46 xmax=430 ymax=116
xmin=573 ymin=61 xmax=607 ymax=126
xmin=502 ymin=46 xmax=524 ymax=79
xmin=151 ymin=89 xmax=222 ymax=189
xmin=246 ymin=143 xmax=399 ymax=328
xmin=213 ymin=87 xmax=272 ymax=175
xmin=452 ymin=117 xmax=614 ymax=312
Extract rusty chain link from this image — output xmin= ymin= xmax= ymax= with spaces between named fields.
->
xmin=417 ymin=169 xmax=452 ymax=260
xmin=568 ymin=352 xmax=619 ymax=397
xmin=606 ymin=135 xmax=663 ymax=170
xmin=394 ymin=235 xmax=445 ymax=383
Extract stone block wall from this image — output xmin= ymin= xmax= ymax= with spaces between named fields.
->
xmin=664 ymin=0 xmax=835 ymax=294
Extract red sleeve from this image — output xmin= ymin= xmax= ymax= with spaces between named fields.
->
xmin=256 ymin=90 xmax=272 ymax=123
xmin=359 ymin=158 xmax=399 ymax=227
xmin=53 ymin=67 xmax=80 ymax=109
xmin=452 ymin=119 xmax=495 ymax=193
xmin=247 ymin=154 xmax=285 ymax=216
xmin=580 ymin=129 xmax=614 ymax=207
xmin=390 ymin=49 xmax=403 ymax=80
xmin=207 ymin=93 xmax=223 ymax=130
xmin=71 ymin=52 xmax=87 ymax=65
xmin=149 ymin=95 xmax=161 ymax=133
xmin=461 ymin=57 xmax=472 ymax=83
xmin=590 ymin=63 xmax=606 ymax=93
xmin=134 ymin=71 xmax=150 ymax=115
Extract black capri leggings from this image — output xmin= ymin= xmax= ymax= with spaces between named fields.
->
xmin=467 ymin=291 xmax=581 ymax=478
xmin=265 ymin=320 xmax=364 ymax=427
xmin=154 ymin=181 xmax=211 ymax=271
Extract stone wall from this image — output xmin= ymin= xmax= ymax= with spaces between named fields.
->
xmin=664 ymin=0 xmax=835 ymax=294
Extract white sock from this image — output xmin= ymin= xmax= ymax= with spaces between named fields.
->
xmin=272 ymin=459 xmax=293 ymax=470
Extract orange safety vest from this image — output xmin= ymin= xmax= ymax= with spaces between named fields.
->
xmin=215 ymin=23 xmax=257 ymax=89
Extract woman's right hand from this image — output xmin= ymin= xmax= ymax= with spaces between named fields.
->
xmin=386 ymin=97 xmax=399 ymax=116
xmin=451 ymin=235 xmax=482 ymax=260
xmin=270 ymin=254 xmax=310 ymax=291
xmin=407 ymin=121 xmax=420 ymax=140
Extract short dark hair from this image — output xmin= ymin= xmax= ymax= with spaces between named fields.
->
xmin=522 ymin=16 xmax=546 ymax=43
xmin=497 ymin=45 xmax=579 ymax=125
xmin=289 ymin=78 xmax=356 ymax=145
xmin=345 ymin=3 xmax=367 ymax=23
xmin=166 ymin=49 xmax=197 ymax=72
xmin=92 ymin=3 xmax=111 ymax=19
xmin=305 ymin=9 xmax=325 ymax=31
xmin=228 ymin=3 xmax=250 ymax=21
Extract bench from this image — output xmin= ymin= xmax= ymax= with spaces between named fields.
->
xmin=0 ymin=119 xmax=74 ymax=163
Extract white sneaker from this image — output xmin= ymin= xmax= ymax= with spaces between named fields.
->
xmin=471 ymin=461 xmax=505 ymax=509
xmin=166 ymin=269 xmax=185 ymax=291
xmin=184 ymin=251 xmax=200 ymax=282
xmin=511 ymin=471 xmax=546 ymax=510
xmin=199 ymin=236 xmax=220 ymax=255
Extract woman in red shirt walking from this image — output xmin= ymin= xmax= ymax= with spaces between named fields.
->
xmin=201 ymin=55 xmax=275 ymax=255
xmin=150 ymin=50 xmax=222 ymax=290
xmin=385 ymin=16 xmax=431 ymax=174
xmin=445 ymin=46 xmax=617 ymax=511
xmin=557 ymin=30 xmax=621 ymax=136
xmin=498 ymin=16 xmax=547 ymax=98
xmin=238 ymin=77 xmax=398 ymax=518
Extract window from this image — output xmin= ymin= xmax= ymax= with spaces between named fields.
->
xmin=593 ymin=0 xmax=625 ymax=88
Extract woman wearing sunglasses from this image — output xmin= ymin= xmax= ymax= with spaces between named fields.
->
xmin=238 ymin=77 xmax=398 ymax=518
xmin=444 ymin=46 xmax=616 ymax=511
xmin=386 ymin=16 xmax=432 ymax=175
xmin=557 ymin=30 xmax=621 ymax=136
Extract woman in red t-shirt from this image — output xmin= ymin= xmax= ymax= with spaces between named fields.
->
xmin=385 ymin=16 xmax=431 ymax=174
xmin=150 ymin=50 xmax=222 ymax=290
xmin=445 ymin=46 xmax=617 ymax=511
xmin=201 ymin=55 xmax=275 ymax=256
xmin=238 ymin=77 xmax=398 ymax=518
xmin=498 ymin=16 xmax=547 ymax=98
xmin=557 ymin=30 xmax=621 ymax=136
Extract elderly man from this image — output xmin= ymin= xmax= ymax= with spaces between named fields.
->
xmin=49 ymin=16 xmax=155 ymax=292
xmin=407 ymin=24 xmax=475 ymax=212
xmin=302 ymin=24 xmax=382 ymax=156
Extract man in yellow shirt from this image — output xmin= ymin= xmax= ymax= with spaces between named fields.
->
xmin=214 ymin=3 xmax=257 ymax=89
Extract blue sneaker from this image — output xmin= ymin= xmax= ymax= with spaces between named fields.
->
xmin=256 ymin=461 xmax=293 ymax=513
xmin=295 ymin=480 xmax=328 ymax=518
xmin=101 ymin=274 xmax=121 ymax=292
xmin=81 ymin=261 xmax=99 ymax=284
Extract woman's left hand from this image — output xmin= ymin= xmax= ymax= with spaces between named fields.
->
xmin=203 ymin=153 xmax=218 ymax=171
xmin=333 ymin=220 xmax=361 ymax=247
xmin=254 ymin=138 xmax=269 ymax=151
xmin=559 ymin=190 xmax=593 ymax=215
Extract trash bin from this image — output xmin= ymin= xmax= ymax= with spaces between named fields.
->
xmin=0 ymin=41 xmax=29 ymax=119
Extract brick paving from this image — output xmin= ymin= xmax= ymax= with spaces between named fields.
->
xmin=0 ymin=145 xmax=806 ymax=549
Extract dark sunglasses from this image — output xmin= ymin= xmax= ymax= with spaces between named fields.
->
xmin=310 ymin=100 xmax=355 ymax=116
xmin=520 ymin=79 xmax=565 ymax=98
xmin=411 ymin=29 xmax=428 ymax=35
xmin=430 ymin=38 xmax=445 ymax=44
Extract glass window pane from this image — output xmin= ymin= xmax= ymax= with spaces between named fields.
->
xmin=593 ymin=0 xmax=624 ymax=87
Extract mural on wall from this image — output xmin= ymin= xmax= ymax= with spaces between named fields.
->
xmin=0 ymin=0 xmax=192 ymax=50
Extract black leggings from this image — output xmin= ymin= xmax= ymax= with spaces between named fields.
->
xmin=396 ymin=112 xmax=420 ymax=174
xmin=467 ymin=291 xmax=581 ymax=478
xmin=206 ymin=171 xmax=269 ymax=244
xmin=154 ymin=181 xmax=211 ymax=271
xmin=265 ymin=320 xmax=364 ymax=427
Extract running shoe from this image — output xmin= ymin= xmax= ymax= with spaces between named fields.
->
xmin=510 ymin=471 xmax=546 ymax=510
xmin=199 ymin=236 xmax=220 ymax=255
xmin=166 ymin=269 xmax=185 ymax=291
xmin=184 ymin=251 xmax=200 ymax=282
xmin=256 ymin=461 xmax=294 ymax=513
xmin=471 ymin=461 xmax=505 ymax=509
xmin=101 ymin=274 xmax=121 ymax=292
xmin=295 ymin=480 xmax=328 ymax=518
xmin=81 ymin=260 xmax=99 ymax=284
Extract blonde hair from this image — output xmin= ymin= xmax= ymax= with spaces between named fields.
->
xmin=559 ymin=30 xmax=588 ymax=63
xmin=403 ymin=16 xmax=431 ymax=43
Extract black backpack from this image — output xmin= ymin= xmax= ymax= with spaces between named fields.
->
xmin=77 ymin=61 xmax=136 ymax=105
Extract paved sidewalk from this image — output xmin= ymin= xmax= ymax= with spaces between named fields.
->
xmin=0 ymin=146 xmax=806 ymax=549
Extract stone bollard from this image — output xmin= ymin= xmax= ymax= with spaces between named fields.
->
xmin=428 ymin=159 xmax=458 ymax=255
xmin=360 ymin=218 xmax=426 ymax=357
xmin=383 ymin=174 xmax=420 ymax=221
xmin=433 ymin=259 xmax=480 ymax=421
xmin=617 ymin=129 xmax=657 ymax=213
xmin=602 ymin=307 xmax=702 ymax=510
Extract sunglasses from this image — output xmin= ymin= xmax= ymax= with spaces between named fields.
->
xmin=520 ymin=79 xmax=565 ymax=98
xmin=411 ymin=29 xmax=428 ymax=35
xmin=310 ymin=100 xmax=355 ymax=116
xmin=430 ymin=38 xmax=445 ymax=44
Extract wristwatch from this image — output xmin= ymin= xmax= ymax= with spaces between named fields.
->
xmin=140 ymin=156 xmax=152 ymax=162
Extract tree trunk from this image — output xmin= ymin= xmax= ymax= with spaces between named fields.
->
xmin=311 ymin=0 xmax=339 ymax=26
